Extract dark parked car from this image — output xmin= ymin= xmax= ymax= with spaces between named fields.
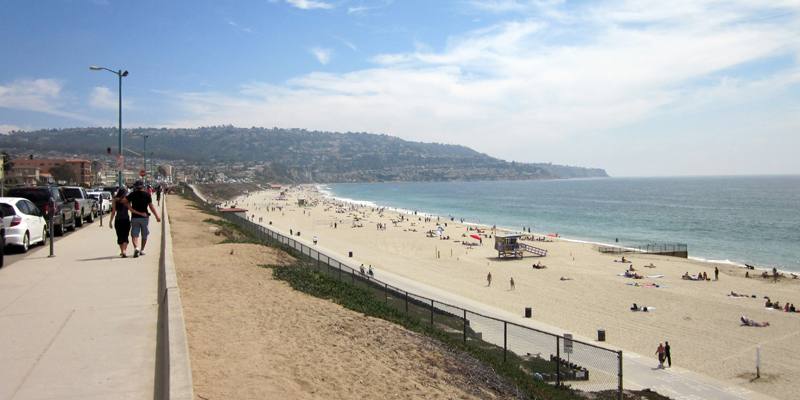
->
xmin=6 ymin=186 xmax=76 ymax=236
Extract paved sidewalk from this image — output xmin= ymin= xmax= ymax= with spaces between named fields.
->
xmin=0 ymin=216 xmax=162 ymax=400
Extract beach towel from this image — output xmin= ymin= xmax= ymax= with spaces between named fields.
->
xmin=646 ymin=275 xmax=664 ymax=278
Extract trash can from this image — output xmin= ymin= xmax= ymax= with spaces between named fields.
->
xmin=598 ymin=329 xmax=606 ymax=342
xmin=525 ymin=307 xmax=532 ymax=318
xmin=349 ymin=251 xmax=353 ymax=257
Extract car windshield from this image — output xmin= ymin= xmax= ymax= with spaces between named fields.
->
xmin=62 ymin=188 xmax=83 ymax=198
xmin=0 ymin=204 xmax=15 ymax=217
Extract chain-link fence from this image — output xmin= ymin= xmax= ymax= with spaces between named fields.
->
xmin=219 ymin=210 xmax=623 ymax=397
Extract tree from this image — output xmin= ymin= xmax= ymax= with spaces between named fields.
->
xmin=49 ymin=164 xmax=76 ymax=184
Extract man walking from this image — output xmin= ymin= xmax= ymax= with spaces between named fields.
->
xmin=127 ymin=180 xmax=161 ymax=258
xmin=665 ymin=341 xmax=671 ymax=367
xmin=656 ymin=343 xmax=666 ymax=368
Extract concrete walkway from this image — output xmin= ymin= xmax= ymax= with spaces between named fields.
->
xmin=0 ymin=216 xmax=162 ymax=400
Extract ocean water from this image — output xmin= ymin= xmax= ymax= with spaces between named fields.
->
xmin=321 ymin=176 xmax=800 ymax=272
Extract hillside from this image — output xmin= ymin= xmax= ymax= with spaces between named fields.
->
xmin=0 ymin=126 xmax=608 ymax=183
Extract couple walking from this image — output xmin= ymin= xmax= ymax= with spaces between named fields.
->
xmin=109 ymin=180 xmax=161 ymax=258
xmin=656 ymin=342 xmax=672 ymax=368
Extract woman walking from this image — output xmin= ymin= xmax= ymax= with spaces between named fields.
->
xmin=108 ymin=187 xmax=137 ymax=257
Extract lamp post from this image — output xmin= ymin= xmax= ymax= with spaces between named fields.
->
xmin=143 ymin=134 xmax=149 ymax=184
xmin=89 ymin=66 xmax=128 ymax=188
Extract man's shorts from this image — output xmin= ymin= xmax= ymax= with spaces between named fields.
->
xmin=131 ymin=217 xmax=150 ymax=239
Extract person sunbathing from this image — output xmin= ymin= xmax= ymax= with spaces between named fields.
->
xmin=741 ymin=316 xmax=769 ymax=327
xmin=629 ymin=265 xmax=636 ymax=272
xmin=765 ymin=299 xmax=773 ymax=308
xmin=560 ymin=277 xmax=573 ymax=281
xmin=532 ymin=262 xmax=547 ymax=269
xmin=621 ymin=257 xmax=627 ymax=263
xmin=645 ymin=263 xmax=656 ymax=268
xmin=773 ymin=302 xmax=781 ymax=310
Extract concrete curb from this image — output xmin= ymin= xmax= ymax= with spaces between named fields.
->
xmin=156 ymin=195 xmax=194 ymax=399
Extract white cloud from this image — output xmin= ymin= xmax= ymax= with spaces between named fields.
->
xmin=311 ymin=47 xmax=333 ymax=65
xmin=285 ymin=0 xmax=334 ymax=10
xmin=162 ymin=0 xmax=800 ymax=175
xmin=0 ymin=79 xmax=102 ymax=124
xmin=0 ymin=124 xmax=22 ymax=134
xmin=89 ymin=86 xmax=117 ymax=109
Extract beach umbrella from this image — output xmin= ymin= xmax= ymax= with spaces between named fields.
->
xmin=470 ymin=234 xmax=481 ymax=240
xmin=438 ymin=227 xmax=445 ymax=231
xmin=548 ymin=234 xmax=557 ymax=237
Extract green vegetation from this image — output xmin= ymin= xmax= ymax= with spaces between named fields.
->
xmin=0 ymin=127 xmax=608 ymax=184
xmin=266 ymin=262 xmax=582 ymax=400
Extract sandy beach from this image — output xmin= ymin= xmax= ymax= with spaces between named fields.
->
xmin=224 ymin=185 xmax=800 ymax=400
xmin=169 ymin=195 xmax=524 ymax=399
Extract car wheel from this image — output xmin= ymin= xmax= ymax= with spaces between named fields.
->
xmin=66 ymin=214 xmax=76 ymax=232
xmin=87 ymin=211 xmax=94 ymax=223
xmin=54 ymin=222 xmax=64 ymax=236
xmin=75 ymin=211 xmax=84 ymax=227
xmin=40 ymin=227 xmax=48 ymax=246
xmin=20 ymin=232 xmax=29 ymax=253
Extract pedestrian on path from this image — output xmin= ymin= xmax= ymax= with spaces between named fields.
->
xmin=109 ymin=186 xmax=133 ymax=257
xmin=665 ymin=341 xmax=672 ymax=367
xmin=487 ymin=272 xmax=492 ymax=286
xmin=656 ymin=343 xmax=666 ymax=368
xmin=715 ymin=267 xmax=719 ymax=281
xmin=127 ymin=180 xmax=161 ymax=258
xmin=313 ymin=236 xmax=318 ymax=245
xmin=510 ymin=277 xmax=515 ymax=290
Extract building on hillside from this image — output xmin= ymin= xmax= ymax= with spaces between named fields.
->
xmin=3 ymin=165 xmax=42 ymax=186
xmin=13 ymin=158 xmax=92 ymax=185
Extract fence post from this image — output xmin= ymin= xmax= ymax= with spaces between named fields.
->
xmin=618 ymin=350 xmax=624 ymax=400
xmin=463 ymin=310 xmax=467 ymax=343
xmin=316 ymin=252 xmax=320 ymax=271
xmin=430 ymin=299 xmax=434 ymax=325
xmin=405 ymin=292 xmax=409 ymax=313
xmin=556 ymin=336 xmax=561 ymax=386
xmin=338 ymin=262 xmax=341 ymax=281
xmin=351 ymin=268 xmax=355 ymax=284
xmin=384 ymin=283 xmax=388 ymax=303
xmin=503 ymin=321 xmax=508 ymax=363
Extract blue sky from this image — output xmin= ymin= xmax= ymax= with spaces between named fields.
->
xmin=1 ymin=0 xmax=799 ymax=177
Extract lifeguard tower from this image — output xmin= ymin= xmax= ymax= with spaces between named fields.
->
xmin=495 ymin=234 xmax=548 ymax=258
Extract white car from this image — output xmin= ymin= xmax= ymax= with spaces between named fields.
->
xmin=0 ymin=197 xmax=48 ymax=252
xmin=87 ymin=191 xmax=113 ymax=213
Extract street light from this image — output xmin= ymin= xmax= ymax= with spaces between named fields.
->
xmin=90 ymin=66 xmax=128 ymax=188
xmin=143 ymin=134 xmax=149 ymax=184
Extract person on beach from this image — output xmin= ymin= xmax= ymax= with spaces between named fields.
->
xmin=665 ymin=341 xmax=671 ymax=367
xmin=560 ymin=277 xmax=573 ymax=281
xmin=487 ymin=272 xmax=492 ymax=286
xmin=510 ymin=277 xmax=515 ymax=290
xmin=368 ymin=265 xmax=374 ymax=277
xmin=313 ymin=236 xmax=318 ymax=245
xmin=714 ymin=267 xmax=719 ymax=281
xmin=360 ymin=264 xmax=365 ymax=274
xmin=656 ymin=343 xmax=666 ymax=368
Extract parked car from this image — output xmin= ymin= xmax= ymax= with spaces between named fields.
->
xmin=61 ymin=186 xmax=98 ymax=226
xmin=6 ymin=186 xmax=76 ymax=236
xmin=0 ymin=209 xmax=5 ymax=267
xmin=87 ymin=191 xmax=113 ymax=213
xmin=0 ymin=197 xmax=47 ymax=253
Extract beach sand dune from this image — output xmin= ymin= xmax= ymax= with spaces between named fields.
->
xmin=170 ymin=195 xmax=524 ymax=399
xmin=231 ymin=187 xmax=800 ymax=400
